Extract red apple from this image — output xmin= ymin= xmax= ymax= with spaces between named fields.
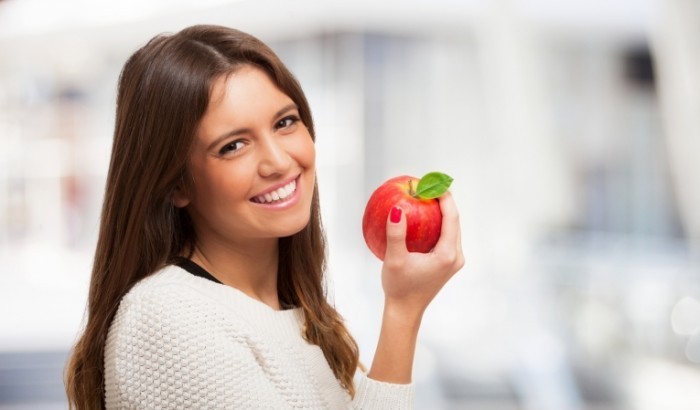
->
xmin=362 ymin=172 xmax=453 ymax=260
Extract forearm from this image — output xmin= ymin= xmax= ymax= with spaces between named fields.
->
xmin=367 ymin=302 xmax=424 ymax=384
xmin=366 ymin=192 xmax=463 ymax=386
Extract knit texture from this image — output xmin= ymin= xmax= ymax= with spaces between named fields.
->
xmin=104 ymin=265 xmax=414 ymax=409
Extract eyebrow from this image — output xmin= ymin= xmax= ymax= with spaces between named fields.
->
xmin=206 ymin=103 xmax=299 ymax=152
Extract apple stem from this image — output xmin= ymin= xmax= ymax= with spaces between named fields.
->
xmin=408 ymin=179 xmax=417 ymax=198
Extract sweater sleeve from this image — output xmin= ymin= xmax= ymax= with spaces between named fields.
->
xmin=350 ymin=371 xmax=415 ymax=409
xmin=104 ymin=284 xmax=292 ymax=410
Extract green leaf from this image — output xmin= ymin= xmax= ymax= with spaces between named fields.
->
xmin=416 ymin=172 xmax=454 ymax=199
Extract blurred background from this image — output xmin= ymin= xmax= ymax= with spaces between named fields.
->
xmin=1 ymin=0 xmax=699 ymax=408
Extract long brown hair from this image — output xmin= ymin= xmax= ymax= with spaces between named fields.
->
xmin=65 ymin=24 xmax=359 ymax=409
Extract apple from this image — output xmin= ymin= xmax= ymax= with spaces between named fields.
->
xmin=362 ymin=172 xmax=453 ymax=260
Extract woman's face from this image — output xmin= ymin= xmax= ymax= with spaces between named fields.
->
xmin=175 ymin=65 xmax=316 ymax=248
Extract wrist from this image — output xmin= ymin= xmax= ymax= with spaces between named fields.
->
xmin=383 ymin=299 xmax=425 ymax=330
xmin=370 ymin=299 xmax=423 ymax=384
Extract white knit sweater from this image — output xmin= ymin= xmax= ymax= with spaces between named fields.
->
xmin=104 ymin=265 xmax=414 ymax=409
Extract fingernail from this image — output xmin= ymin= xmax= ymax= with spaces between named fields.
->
xmin=390 ymin=206 xmax=402 ymax=223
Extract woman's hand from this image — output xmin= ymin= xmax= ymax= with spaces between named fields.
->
xmin=381 ymin=191 xmax=464 ymax=318
xmin=367 ymin=192 xmax=464 ymax=384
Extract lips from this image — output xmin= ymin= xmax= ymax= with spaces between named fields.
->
xmin=251 ymin=176 xmax=298 ymax=204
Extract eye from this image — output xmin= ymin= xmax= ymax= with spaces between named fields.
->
xmin=218 ymin=140 xmax=246 ymax=156
xmin=275 ymin=115 xmax=300 ymax=130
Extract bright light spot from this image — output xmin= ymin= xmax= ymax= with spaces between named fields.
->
xmin=671 ymin=296 xmax=700 ymax=335
xmin=686 ymin=332 xmax=700 ymax=364
xmin=625 ymin=358 xmax=700 ymax=410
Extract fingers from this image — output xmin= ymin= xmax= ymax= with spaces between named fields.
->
xmin=434 ymin=192 xmax=465 ymax=271
xmin=383 ymin=206 xmax=408 ymax=263
xmin=435 ymin=192 xmax=459 ymax=248
xmin=379 ymin=196 xmax=463 ymax=312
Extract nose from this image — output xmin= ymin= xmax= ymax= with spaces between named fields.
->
xmin=257 ymin=135 xmax=292 ymax=177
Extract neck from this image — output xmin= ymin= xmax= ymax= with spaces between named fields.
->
xmin=192 ymin=236 xmax=281 ymax=310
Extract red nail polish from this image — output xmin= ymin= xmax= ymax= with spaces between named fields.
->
xmin=390 ymin=206 xmax=402 ymax=223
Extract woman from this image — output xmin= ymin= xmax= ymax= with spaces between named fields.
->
xmin=65 ymin=24 xmax=463 ymax=409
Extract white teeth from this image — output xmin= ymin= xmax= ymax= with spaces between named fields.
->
xmin=254 ymin=179 xmax=297 ymax=204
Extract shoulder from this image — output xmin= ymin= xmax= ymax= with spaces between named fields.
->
xmin=104 ymin=265 xmax=253 ymax=381
xmin=110 ymin=265 xmax=236 ymax=332
xmin=117 ymin=264 xmax=239 ymax=316
xmin=103 ymin=266 xmax=294 ymax=409
xmin=109 ymin=264 xmax=305 ymax=342
xmin=124 ymin=264 xmax=220 ymax=302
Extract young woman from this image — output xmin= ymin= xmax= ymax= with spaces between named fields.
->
xmin=65 ymin=24 xmax=463 ymax=409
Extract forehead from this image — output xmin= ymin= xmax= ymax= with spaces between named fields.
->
xmin=197 ymin=65 xmax=295 ymax=138
xmin=208 ymin=65 xmax=288 ymax=112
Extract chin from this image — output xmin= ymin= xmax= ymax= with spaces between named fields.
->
xmin=283 ymin=217 xmax=312 ymax=238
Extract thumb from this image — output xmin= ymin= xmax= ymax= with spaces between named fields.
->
xmin=384 ymin=206 xmax=408 ymax=261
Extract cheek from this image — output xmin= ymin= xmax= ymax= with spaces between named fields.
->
xmin=298 ymin=136 xmax=316 ymax=168
xmin=189 ymin=164 xmax=248 ymax=207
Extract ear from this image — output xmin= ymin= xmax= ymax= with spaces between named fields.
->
xmin=172 ymin=185 xmax=190 ymax=208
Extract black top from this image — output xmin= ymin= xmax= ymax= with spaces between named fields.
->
xmin=175 ymin=258 xmax=223 ymax=285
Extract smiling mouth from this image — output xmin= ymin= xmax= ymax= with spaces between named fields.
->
xmin=251 ymin=178 xmax=298 ymax=204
